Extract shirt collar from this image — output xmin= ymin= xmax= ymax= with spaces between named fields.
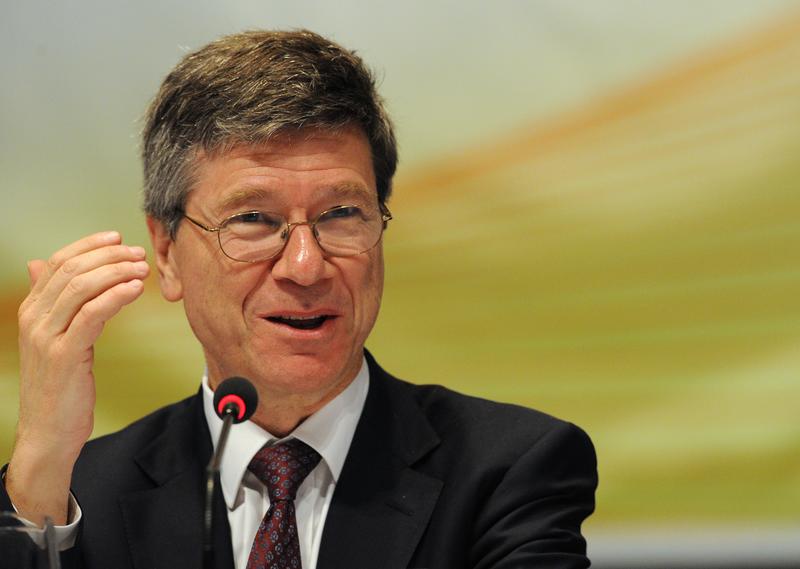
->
xmin=202 ymin=357 xmax=370 ymax=510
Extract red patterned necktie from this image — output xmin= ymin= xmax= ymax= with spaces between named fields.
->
xmin=246 ymin=439 xmax=322 ymax=569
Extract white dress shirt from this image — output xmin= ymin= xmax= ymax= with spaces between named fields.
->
xmin=11 ymin=357 xmax=369 ymax=569
xmin=202 ymin=358 xmax=369 ymax=569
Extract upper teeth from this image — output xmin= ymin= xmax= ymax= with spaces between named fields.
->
xmin=281 ymin=315 xmax=320 ymax=320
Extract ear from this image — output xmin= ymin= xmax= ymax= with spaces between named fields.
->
xmin=147 ymin=216 xmax=183 ymax=302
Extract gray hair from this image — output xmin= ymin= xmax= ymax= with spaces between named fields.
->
xmin=142 ymin=29 xmax=398 ymax=237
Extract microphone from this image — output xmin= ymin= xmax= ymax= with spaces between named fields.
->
xmin=213 ymin=376 xmax=258 ymax=425
xmin=204 ymin=377 xmax=258 ymax=569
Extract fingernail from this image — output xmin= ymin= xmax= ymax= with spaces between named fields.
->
xmin=102 ymin=231 xmax=120 ymax=243
xmin=129 ymin=246 xmax=146 ymax=257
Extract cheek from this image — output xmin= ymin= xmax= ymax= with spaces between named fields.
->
xmin=176 ymin=249 xmax=261 ymax=332
xmin=180 ymin=268 xmax=229 ymax=342
xmin=179 ymin=254 xmax=224 ymax=308
xmin=370 ymin=257 xmax=385 ymax=311
xmin=356 ymin=251 xmax=384 ymax=330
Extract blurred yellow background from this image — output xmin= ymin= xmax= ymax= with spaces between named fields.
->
xmin=1 ymin=0 xmax=799 ymax=546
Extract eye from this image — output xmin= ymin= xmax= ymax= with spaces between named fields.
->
xmin=233 ymin=211 xmax=264 ymax=223
xmin=324 ymin=206 xmax=362 ymax=220
xmin=226 ymin=211 xmax=284 ymax=235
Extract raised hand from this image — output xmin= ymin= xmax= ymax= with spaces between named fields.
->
xmin=6 ymin=231 xmax=149 ymax=526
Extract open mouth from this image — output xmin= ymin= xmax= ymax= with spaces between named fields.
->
xmin=266 ymin=315 xmax=333 ymax=330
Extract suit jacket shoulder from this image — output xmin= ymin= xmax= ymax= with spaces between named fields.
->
xmin=74 ymin=393 xmax=204 ymax=492
xmin=400 ymin=373 xmax=592 ymax=460
xmin=317 ymin=354 xmax=597 ymax=569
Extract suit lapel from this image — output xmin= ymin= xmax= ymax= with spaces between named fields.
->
xmin=119 ymin=393 xmax=235 ymax=569
xmin=317 ymin=355 xmax=443 ymax=569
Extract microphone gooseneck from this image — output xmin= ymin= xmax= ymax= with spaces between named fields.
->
xmin=204 ymin=376 xmax=259 ymax=569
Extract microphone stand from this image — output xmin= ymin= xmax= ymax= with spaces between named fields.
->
xmin=43 ymin=516 xmax=61 ymax=569
xmin=203 ymin=409 xmax=234 ymax=569
xmin=202 ymin=376 xmax=257 ymax=569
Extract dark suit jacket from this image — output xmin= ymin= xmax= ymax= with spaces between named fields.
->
xmin=2 ymin=353 xmax=597 ymax=569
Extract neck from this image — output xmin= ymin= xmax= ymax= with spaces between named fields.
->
xmin=250 ymin=399 xmax=314 ymax=438
xmin=206 ymin=355 xmax=364 ymax=437
xmin=232 ymin=374 xmax=358 ymax=438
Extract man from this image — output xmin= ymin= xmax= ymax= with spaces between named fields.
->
xmin=2 ymin=30 xmax=597 ymax=568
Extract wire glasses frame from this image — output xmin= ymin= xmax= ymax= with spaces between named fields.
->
xmin=182 ymin=203 xmax=393 ymax=263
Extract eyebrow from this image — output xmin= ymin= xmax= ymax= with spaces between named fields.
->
xmin=216 ymin=187 xmax=271 ymax=213
xmin=215 ymin=182 xmax=376 ymax=214
xmin=326 ymin=182 xmax=375 ymax=202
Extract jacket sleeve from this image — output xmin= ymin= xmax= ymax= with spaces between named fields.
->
xmin=469 ymin=422 xmax=598 ymax=569
xmin=1 ymin=464 xmax=83 ymax=569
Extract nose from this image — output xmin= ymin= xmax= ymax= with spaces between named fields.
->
xmin=270 ymin=223 xmax=327 ymax=286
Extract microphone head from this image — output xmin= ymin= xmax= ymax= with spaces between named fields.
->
xmin=213 ymin=376 xmax=258 ymax=424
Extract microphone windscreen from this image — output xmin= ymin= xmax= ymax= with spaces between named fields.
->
xmin=213 ymin=376 xmax=259 ymax=423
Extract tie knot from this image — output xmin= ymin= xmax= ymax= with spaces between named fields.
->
xmin=248 ymin=439 xmax=321 ymax=502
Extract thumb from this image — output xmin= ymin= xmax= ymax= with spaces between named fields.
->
xmin=27 ymin=259 xmax=46 ymax=289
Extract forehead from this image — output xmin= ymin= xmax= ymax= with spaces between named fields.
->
xmin=189 ymin=128 xmax=377 ymax=212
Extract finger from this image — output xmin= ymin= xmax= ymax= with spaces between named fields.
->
xmin=63 ymin=279 xmax=145 ymax=349
xmin=27 ymin=259 xmax=46 ymax=289
xmin=43 ymin=260 xmax=150 ymax=335
xmin=30 ymin=231 xmax=122 ymax=295
xmin=34 ymin=244 xmax=146 ymax=311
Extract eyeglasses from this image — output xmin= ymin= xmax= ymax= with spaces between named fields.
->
xmin=183 ymin=204 xmax=392 ymax=263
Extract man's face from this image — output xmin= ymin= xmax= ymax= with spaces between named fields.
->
xmin=148 ymin=128 xmax=384 ymax=412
